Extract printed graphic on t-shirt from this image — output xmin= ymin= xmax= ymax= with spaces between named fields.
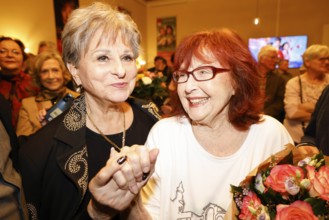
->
xmin=170 ymin=181 xmax=226 ymax=219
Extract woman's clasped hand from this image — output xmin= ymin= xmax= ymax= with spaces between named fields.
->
xmin=87 ymin=145 xmax=159 ymax=217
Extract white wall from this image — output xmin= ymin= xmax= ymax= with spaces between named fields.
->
xmin=145 ymin=0 xmax=329 ymax=68
xmin=0 ymin=0 xmax=147 ymax=55
xmin=0 ymin=0 xmax=57 ymax=54
xmin=1 ymin=0 xmax=328 ymax=73
xmin=323 ymin=24 xmax=329 ymax=46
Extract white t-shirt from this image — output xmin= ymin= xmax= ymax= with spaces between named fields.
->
xmin=142 ymin=115 xmax=293 ymax=220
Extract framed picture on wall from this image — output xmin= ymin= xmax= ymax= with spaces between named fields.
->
xmin=53 ymin=0 xmax=79 ymax=53
xmin=156 ymin=16 xmax=176 ymax=65
xmin=157 ymin=17 xmax=176 ymax=52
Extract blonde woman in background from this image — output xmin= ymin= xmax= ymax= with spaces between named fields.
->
xmin=284 ymin=44 xmax=329 ymax=144
xmin=16 ymin=51 xmax=79 ymax=136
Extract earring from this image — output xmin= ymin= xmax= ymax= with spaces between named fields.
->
xmin=75 ymin=84 xmax=83 ymax=93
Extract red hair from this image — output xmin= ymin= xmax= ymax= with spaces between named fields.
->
xmin=171 ymin=28 xmax=264 ymax=130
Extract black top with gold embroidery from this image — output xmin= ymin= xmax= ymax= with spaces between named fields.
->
xmin=19 ymin=95 xmax=159 ymax=220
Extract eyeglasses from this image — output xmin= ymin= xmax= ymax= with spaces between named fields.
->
xmin=173 ymin=66 xmax=230 ymax=84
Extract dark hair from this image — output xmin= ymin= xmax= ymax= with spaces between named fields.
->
xmin=154 ymin=55 xmax=167 ymax=64
xmin=0 ymin=36 xmax=28 ymax=61
xmin=279 ymin=42 xmax=289 ymax=51
xmin=172 ymin=28 xmax=263 ymax=130
xmin=166 ymin=25 xmax=174 ymax=32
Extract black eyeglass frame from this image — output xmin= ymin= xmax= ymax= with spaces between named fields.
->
xmin=173 ymin=65 xmax=230 ymax=84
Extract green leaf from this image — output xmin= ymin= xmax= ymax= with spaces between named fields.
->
xmin=230 ymin=184 xmax=243 ymax=193
xmin=304 ymin=197 xmax=327 ymax=216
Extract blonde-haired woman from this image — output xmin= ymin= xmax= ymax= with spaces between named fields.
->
xmin=284 ymin=44 xmax=329 ymax=144
xmin=16 ymin=51 xmax=79 ymax=136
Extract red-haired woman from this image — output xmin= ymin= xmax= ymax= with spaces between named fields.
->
xmin=88 ymin=28 xmax=294 ymax=219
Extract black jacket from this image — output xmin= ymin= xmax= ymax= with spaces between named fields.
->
xmin=302 ymin=85 xmax=329 ymax=155
xmin=264 ymin=70 xmax=286 ymax=123
xmin=19 ymin=95 xmax=159 ymax=219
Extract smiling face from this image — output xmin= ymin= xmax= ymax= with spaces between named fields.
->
xmin=39 ymin=58 xmax=65 ymax=91
xmin=0 ymin=39 xmax=24 ymax=75
xmin=177 ymin=52 xmax=234 ymax=125
xmin=68 ymin=30 xmax=137 ymax=104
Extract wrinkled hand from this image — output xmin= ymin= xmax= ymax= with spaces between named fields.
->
xmin=87 ymin=145 xmax=159 ymax=218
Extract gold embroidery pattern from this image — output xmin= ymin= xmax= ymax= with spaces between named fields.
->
xmin=26 ymin=203 xmax=38 ymax=220
xmin=64 ymin=95 xmax=86 ymax=131
xmin=64 ymin=146 xmax=88 ymax=196
xmin=142 ymin=102 xmax=161 ymax=120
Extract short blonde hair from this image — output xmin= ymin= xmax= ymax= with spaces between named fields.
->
xmin=62 ymin=2 xmax=141 ymax=67
xmin=257 ymin=45 xmax=278 ymax=61
xmin=302 ymin=44 xmax=329 ymax=62
xmin=33 ymin=51 xmax=71 ymax=87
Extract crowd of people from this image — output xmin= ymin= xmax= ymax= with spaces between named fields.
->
xmin=0 ymin=1 xmax=328 ymax=219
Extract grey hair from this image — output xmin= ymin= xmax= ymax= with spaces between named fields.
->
xmin=302 ymin=44 xmax=329 ymax=63
xmin=257 ymin=45 xmax=277 ymax=61
xmin=61 ymin=2 xmax=141 ymax=67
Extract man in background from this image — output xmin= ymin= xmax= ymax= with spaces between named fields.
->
xmin=148 ymin=55 xmax=173 ymax=85
xmin=257 ymin=45 xmax=286 ymax=123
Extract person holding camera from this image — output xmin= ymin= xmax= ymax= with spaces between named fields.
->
xmin=16 ymin=51 xmax=79 ymax=137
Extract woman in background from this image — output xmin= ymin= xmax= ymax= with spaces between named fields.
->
xmin=0 ymin=36 xmax=39 ymax=128
xmin=16 ymin=51 xmax=79 ymax=136
xmin=284 ymin=44 xmax=329 ymax=144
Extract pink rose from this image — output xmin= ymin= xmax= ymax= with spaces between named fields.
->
xmin=306 ymin=165 xmax=329 ymax=201
xmin=264 ymin=164 xmax=304 ymax=194
xmin=239 ymin=191 xmax=262 ymax=220
xmin=276 ymin=201 xmax=318 ymax=220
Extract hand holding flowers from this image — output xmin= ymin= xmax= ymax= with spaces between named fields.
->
xmin=230 ymin=144 xmax=329 ymax=220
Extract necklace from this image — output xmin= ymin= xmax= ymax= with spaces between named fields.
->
xmin=86 ymin=107 xmax=126 ymax=152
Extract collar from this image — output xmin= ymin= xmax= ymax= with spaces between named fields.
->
xmin=54 ymin=93 xmax=87 ymax=148
xmin=53 ymin=94 xmax=88 ymax=198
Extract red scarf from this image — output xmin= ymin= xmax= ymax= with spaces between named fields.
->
xmin=0 ymin=71 xmax=39 ymax=129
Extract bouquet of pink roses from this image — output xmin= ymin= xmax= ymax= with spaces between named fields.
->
xmin=230 ymin=144 xmax=329 ymax=220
